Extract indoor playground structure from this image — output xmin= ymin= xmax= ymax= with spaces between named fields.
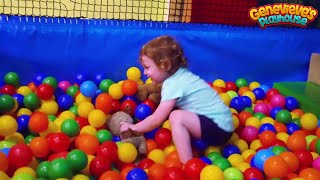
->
xmin=1 ymin=0 xmax=320 ymax=180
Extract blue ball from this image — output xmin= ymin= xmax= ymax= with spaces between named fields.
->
xmin=199 ymin=156 xmax=212 ymax=164
xmin=121 ymin=95 xmax=141 ymax=104
xmin=75 ymin=72 xmax=89 ymax=85
xmin=16 ymin=115 xmax=30 ymax=133
xmin=33 ymin=73 xmax=47 ymax=86
xmin=192 ymin=139 xmax=208 ymax=152
xmin=252 ymin=88 xmax=266 ymax=100
xmin=144 ymin=128 xmax=159 ymax=139
xmin=57 ymin=94 xmax=74 ymax=110
xmin=0 ymin=148 xmax=10 ymax=156
xmin=54 ymin=87 xmax=65 ymax=98
xmin=230 ymin=97 xmax=245 ymax=112
xmin=286 ymin=123 xmax=300 ymax=135
xmin=253 ymin=149 xmax=274 ymax=171
xmin=270 ymin=107 xmax=282 ymax=119
xmin=241 ymin=96 xmax=252 ymax=108
xmin=285 ymin=96 xmax=299 ymax=111
xmin=259 ymin=85 xmax=270 ymax=93
xmin=80 ymin=81 xmax=97 ymax=98
xmin=12 ymin=93 xmax=25 ymax=109
xmin=93 ymin=72 xmax=107 ymax=86
xmin=112 ymin=135 xmax=121 ymax=142
xmin=222 ymin=144 xmax=241 ymax=158
xmin=127 ymin=168 xmax=148 ymax=180
xmin=259 ymin=123 xmax=276 ymax=134
xmin=135 ymin=104 xmax=152 ymax=120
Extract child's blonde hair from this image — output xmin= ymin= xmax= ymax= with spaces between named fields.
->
xmin=139 ymin=35 xmax=187 ymax=74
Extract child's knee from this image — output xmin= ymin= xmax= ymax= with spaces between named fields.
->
xmin=169 ymin=110 xmax=183 ymax=124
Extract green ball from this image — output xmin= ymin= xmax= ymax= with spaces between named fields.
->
xmin=253 ymin=112 xmax=266 ymax=120
xmin=66 ymin=149 xmax=88 ymax=172
xmin=60 ymin=119 xmax=80 ymax=137
xmin=99 ymin=79 xmax=114 ymax=92
xmin=23 ymin=93 xmax=40 ymax=110
xmin=235 ymin=78 xmax=248 ymax=88
xmin=42 ymin=76 xmax=58 ymax=89
xmin=12 ymin=173 xmax=34 ymax=180
xmin=0 ymin=94 xmax=15 ymax=114
xmin=213 ymin=157 xmax=232 ymax=171
xmin=69 ymin=105 xmax=78 ymax=116
xmin=244 ymin=107 xmax=254 ymax=114
xmin=292 ymin=118 xmax=302 ymax=128
xmin=67 ymin=85 xmax=79 ymax=97
xmin=223 ymin=167 xmax=244 ymax=180
xmin=36 ymin=161 xmax=51 ymax=179
xmin=96 ymin=129 xmax=113 ymax=143
xmin=24 ymin=134 xmax=35 ymax=144
xmin=226 ymin=90 xmax=238 ymax=99
xmin=271 ymin=146 xmax=287 ymax=155
xmin=4 ymin=72 xmax=19 ymax=87
xmin=48 ymin=115 xmax=57 ymax=122
xmin=48 ymin=158 xmax=73 ymax=180
xmin=276 ymin=110 xmax=292 ymax=124
xmin=207 ymin=152 xmax=223 ymax=163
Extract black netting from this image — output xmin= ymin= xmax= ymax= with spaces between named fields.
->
xmin=0 ymin=0 xmax=319 ymax=28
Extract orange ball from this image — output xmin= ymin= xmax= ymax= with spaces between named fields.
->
xmin=291 ymin=109 xmax=304 ymax=117
xmin=148 ymin=163 xmax=167 ymax=180
xmin=164 ymin=157 xmax=183 ymax=168
xmin=29 ymin=137 xmax=50 ymax=158
xmin=146 ymin=139 xmax=158 ymax=154
xmin=28 ymin=82 xmax=37 ymax=92
xmin=315 ymin=128 xmax=320 ymax=138
xmin=212 ymin=86 xmax=223 ymax=94
xmin=286 ymin=133 xmax=307 ymax=152
xmin=259 ymin=130 xmax=277 ymax=147
xmin=238 ymin=111 xmax=252 ymax=126
xmin=238 ymin=86 xmax=250 ymax=96
xmin=279 ymin=151 xmax=299 ymax=172
xmin=166 ymin=150 xmax=181 ymax=162
xmin=29 ymin=112 xmax=49 ymax=133
xmin=274 ymin=121 xmax=287 ymax=133
xmin=75 ymin=134 xmax=100 ymax=155
xmin=120 ymin=167 xmax=134 ymax=180
xmin=299 ymin=168 xmax=320 ymax=180
xmin=121 ymin=79 xmax=138 ymax=96
xmin=95 ymin=93 xmax=113 ymax=114
xmin=0 ymin=152 xmax=8 ymax=172
xmin=99 ymin=170 xmax=121 ymax=180
xmin=264 ymin=156 xmax=289 ymax=178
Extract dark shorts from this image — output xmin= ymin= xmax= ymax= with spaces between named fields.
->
xmin=198 ymin=114 xmax=233 ymax=146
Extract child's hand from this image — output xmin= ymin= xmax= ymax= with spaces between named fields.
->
xmin=120 ymin=122 xmax=133 ymax=133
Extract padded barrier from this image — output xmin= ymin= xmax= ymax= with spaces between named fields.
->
xmin=1 ymin=15 xmax=320 ymax=87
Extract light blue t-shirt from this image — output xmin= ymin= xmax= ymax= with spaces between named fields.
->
xmin=161 ymin=68 xmax=234 ymax=132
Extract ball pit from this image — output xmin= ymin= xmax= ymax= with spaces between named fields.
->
xmin=0 ymin=70 xmax=320 ymax=179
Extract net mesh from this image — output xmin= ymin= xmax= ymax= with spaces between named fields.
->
xmin=0 ymin=0 xmax=319 ymax=27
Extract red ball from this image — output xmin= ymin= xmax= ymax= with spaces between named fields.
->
xmin=142 ymin=99 xmax=156 ymax=112
xmin=225 ymin=81 xmax=238 ymax=92
xmin=8 ymin=144 xmax=33 ymax=169
xmin=154 ymin=128 xmax=172 ymax=149
xmin=164 ymin=167 xmax=186 ymax=180
xmin=0 ymin=84 xmax=16 ymax=95
xmin=75 ymin=116 xmax=89 ymax=129
xmin=243 ymin=167 xmax=264 ymax=180
xmin=46 ymin=132 xmax=70 ymax=153
xmin=95 ymin=93 xmax=113 ymax=114
xmin=266 ymin=88 xmax=280 ymax=102
xmin=90 ymin=156 xmax=111 ymax=178
xmin=294 ymin=150 xmax=313 ymax=171
xmin=137 ymin=158 xmax=155 ymax=169
xmin=121 ymin=99 xmax=137 ymax=116
xmin=48 ymin=151 xmax=69 ymax=161
xmin=184 ymin=158 xmax=206 ymax=180
xmin=111 ymin=99 xmax=121 ymax=113
xmin=36 ymin=84 xmax=54 ymax=100
xmin=96 ymin=141 xmax=118 ymax=162
xmin=121 ymin=79 xmax=138 ymax=96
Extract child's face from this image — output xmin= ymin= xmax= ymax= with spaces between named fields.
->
xmin=141 ymin=55 xmax=170 ymax=84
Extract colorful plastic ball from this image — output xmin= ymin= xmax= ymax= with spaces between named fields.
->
xmin=163 ymin=167 xmax=186 ymax=180
xmin=312 ymin=157 xmax=320 ymax=170
xmin=243 ymin=167 xmax=264 ymax=180
xmin=0 ymin=115 xmax=18 ymax=136
xmin=225 ymin=82 xmax=237 ymax=92
xmin=75 ymin=134 xmax=99 ymax=155
xmin=36 ymin=84 xmax=54 ymax=100
xmin=0 ymin=152 xmax=8 ymax=172
xmin=252 ymin=88 xmax=265 ymax=100
xmin=253 ymin=149 xmax=274 ymax=171
xmin=200 ymin=165 xmax=224 ymax=180
xmin=108 ymin=84 xmax=123 ymax=100
xmin=213 ymin=79 xmax=226 ymax=88
xmin=75 ymin=73 xmax=88 ymax=85
xmin=121 ymin=79 xmax=138 ymax=96
xmin=144 ymin=127 xmax=159 ymax=139
xmin=192 ymin=139 xmax=208 ymax=152
xmin=213 ymin=157 xmax=232 ymax=171
xmin=253 ymin=102 xmax=269 ymax=116
xmin=29 ymin=112 xmax=49 ymax=133
xmin=285 ymin=96 xmax=299 ymax=111
xmin=134 ymin=103 xmax=152 ymax=120
xmin=154 ymin=128 xmax=172 ymax=149
xmin=286 ymin=123 xmax=300 ymax=135
xmin=299 ymin=168 xmax=320 ymax=180
xmin=227 ymin=90 xmax=238 ymax=99
xmin=56 ymin=94 xmax=73 ymax=110
xmin=240 ymin=126 xmax=259 ymax=144
xmin=97 ymin=141 xmax=118 ymax=162
xmin=8 ymin=144 xmax=33 ymax=169
xmin=241 ymin=96 xmax=252 ymax=108
xmin=147 ymin=149 xmax=165 ymax=164
xmin=60 ymin=119 xmax=80 ymax=137
xmin=47 ymin=132 xmax=71 ymax=153
xmin=67 ymin=85 xmax=80 ymax=97
xmin=230 ymin=97 xmax=245 ymax=112
xmin=219 ymin=93 xmax=231 ymax=106
xmin=94 ymin=93 xmax=112 ymax=114
xmin=112 ymin=135 xmax=121 ymax=142
xmin=286 ymin=132 xmax=307 ymax=152
xmin=23 ymin=93 xmax=40 ymax=110
xmin=300 ymin=113 xmax=318 ymax=130
xmin=42 ymin=76 xmax=57 ymax=89
xmin=121 ymin=99 xmax=137 ymax=116
xmin=80 ymin=81 xmax=97 ymax=98
xmin=32 ymin=73 xmax=46 ymax=86
xmin=126 ymin=67 xmax=141 ymax=81
xmin=270 ymin=107 xmax=282 ymax=119
xmin=222 ymin=144 xmax=241 ymax=158
xmin=90 ymin=156 xmax=112 ymax=178
xmin=126 ymin=168 xmax=148 ymax=180
xmin=118 ymin=143 xmax=138 ymax=163
xmin=88 ymin=109 xmax=106 ymax=128
xmin=99 ymin=79 xmax=114 ymax=92
xmin=66 ymin=149 xmax=88 ymax=172
xmin=4 ymin=72 xmax=19 ymax=87
xmin=264 ymin=156 xmax=289 ymax=178
xmin=12 ymin=93 xmax=24 ymax=109
xmin=96 ymin=129 xmax=112 ymax=143
xmin=223 ymin=167 xmax=244 ymax=180
xmin=78 ymin=102 xmax=95 ymax=118
xmin=276 ymin=109 xmax=292 ymax=124
xmin=92 ymin=72 xmax=107 ymax=86
xmin=0 ymin=94 xmax=15 ymax=114
xmin=235 ymin=78 xmax=248 ymax=88
xmin=48 ymin=158 xmax=73 ymax=179
xmin=184 ymin=158 xmax=207 ymax=179
xmin=29 ymin=137 xmax=50 ymax=158
xmin=57 ymin=80 xmax=71 ymax=93
xmin=259 ymin=123 xmax=276 ymax=133
xmin=270 ymin=94 xmax=286 ymax=108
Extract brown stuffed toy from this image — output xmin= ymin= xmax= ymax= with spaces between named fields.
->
xmin=136 ymin=83 xmax=162 ymax=104
xmin=107 ymin=111 xmax=147 ymax=154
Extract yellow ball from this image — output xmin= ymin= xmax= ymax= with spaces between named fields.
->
xmin=241 ymin=149 xmax=256 ymax=160
xmin=76 ymin=93 xmax=92 ymax=105
xmin=145 ymin=78 xmax=152 ymax=84
xmin=117 ymin=80 xmax=124 ymax=86
xmin=88 ymin=109 xmax=106 ymax=128
xmin=0 ymin=140 xmax=15 ymax=149
xmin=249 ymin=81 xmax=260 ymax=90
xmin=311 ymin=152 xmax=319 ymax=160
xmin=108 ymin=84 xmax=123 ymax=100
xmin=72 ymin=174 xmax=90 ymax=180
xmin=17 ymin=108 xmax=32 ymax=116
xmin=260 ymin=117 xmax=275 ymax=125
xmin=245 ymin=117 xmax=261 ymax=129
xmin=78 ymin=102 xmax=95 ymax=118
xmin=40 ymin=121 xmax=59 ymax=137
xmin=162 ymin=120 xmax=171 ymax=130
xmin=227 ymin=154 xmax=244 ymax=167
xmin=232 ymin=114 xmax=239 ymax=130
xmin=200 ymin=165 xmax=224 ymax=180
xmin=242 ymin=91 xmax=256 ymax=103
xmin=118 ymin=143 xmax=138 ymax=163
xmin=40 ymin=100 xmax=59 ymax=115
xmin=276 ymin=132 xmax=289 ymax=143
xmin=17 ymin=86 xmax=32 ymax=96
xmin=236 ymin=162 xmax=250 ymax=172
xmin=229 ymin=108 xmax=238 ymax=114
xmin=0 ymin=171 xmax=10 ymax=180
xmin=81 ymin=155 xmax=95 ymax=175
xmin=126 ymin=67 xmax=141 ymax=81
xmin=233 ymin=139 xmax=248 ymax=153
xmin=14 ymin=167 xmax=36 ymax=178
xmin=53 ymin=117 xmax=65 ymax=131
xmin=0 ymin=115 xmax=18 ymax=137
xmin=204 ymin=146 xmax=221 ymax=156
xmin=300 ymin=113 xmax=318 ymax=130
xmin=219 ymin=93 xmax=231 ymax=106
xmin=164 ymin=144 xmax=176 ymax=155
xmin=80 ymin=125 xmax=97 ymax=136
xmin=137 ymin=79 xmax=144 ymax=85
xmin=147 ymin=149 xmax=166 ymax=164
xmin=228 ymin=133 xmax=239 ymax=144
xmin=213 ymin=79 xmax=226 ymax=88
xmin=291 ymin=112 xmax=299 ymax=119
xmin=59 ymin=110 xmax=76 ymax=119
xmin=250 ymin=139 xmax=262 ymax=151
xmin=5 ymin=132 xmax=24 ymax=144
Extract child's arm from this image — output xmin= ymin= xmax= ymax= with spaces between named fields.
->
xmin=120 ymin=99 xmax=176 ymax=133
